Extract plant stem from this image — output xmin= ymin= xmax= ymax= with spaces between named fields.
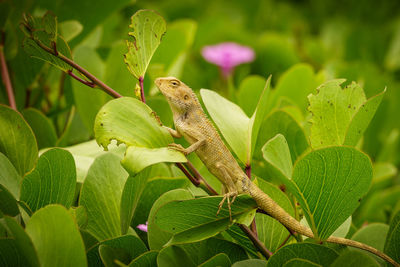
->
xmin=185 ymin=161 xmax=218 ymax=195
xmin=139 ymin=76 xmax=145 ymax=103
xmin=67 ymin=70 xmax=95 ymax=88
xmin=32 ymin=38 xmax=122 ymax=98
xmin=239 ymin=224 xmax=272 ymax=259
xmin=0 ymin=34 xmax=16 ymax=110
xmin=245 ymin=164 xmax=258 ymax=237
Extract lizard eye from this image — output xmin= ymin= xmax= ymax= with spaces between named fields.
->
xmin=170 ymin=80 xmax=180 ymax=86
xmin=184 ymin=95 xmax=189 ymax=100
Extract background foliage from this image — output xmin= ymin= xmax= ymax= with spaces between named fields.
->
xmin=1 ymin=0 xmax=400 ymax=266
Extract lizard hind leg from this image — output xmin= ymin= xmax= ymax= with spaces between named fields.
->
xmin=216 ymin=190 xmax=238 ymax=220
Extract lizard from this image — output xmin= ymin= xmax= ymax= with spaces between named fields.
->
xmin=155 ymin=76 xmax=399 ymax=267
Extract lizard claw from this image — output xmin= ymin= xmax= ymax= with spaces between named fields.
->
xmin=168 ymin=143 xmax=188 ymax=155
xmin=216 ymin=191 xmax=238 ymax=221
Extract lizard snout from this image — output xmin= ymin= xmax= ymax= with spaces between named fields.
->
xmin=155 ymin=78 xmax=163 ymax=87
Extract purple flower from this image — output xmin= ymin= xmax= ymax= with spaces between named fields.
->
xmin=136 ymin=222 xmax=148 ymax=232
xmin=201 ymin=42 xmax=255 ymax=78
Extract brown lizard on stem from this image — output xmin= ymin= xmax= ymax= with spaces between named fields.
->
xmin=155 ymin=77 xmax=399 ymax=266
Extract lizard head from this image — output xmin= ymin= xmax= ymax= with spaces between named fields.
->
xmin=155 ymin=77 xmax=201 ymax=113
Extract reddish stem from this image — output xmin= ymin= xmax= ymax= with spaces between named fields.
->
xmin=0 ymin=37 xmax=16 ymax=110
xmin=67 ymin=70 xmax=95 ymax=88
xmin=139 ymin=76 xmax=145 ymax=103
xmin=245 ymin=164 xmax=251 ymax=178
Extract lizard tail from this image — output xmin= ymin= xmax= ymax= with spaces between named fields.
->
xmin=247 ymin=181 xmax=400 ymax=267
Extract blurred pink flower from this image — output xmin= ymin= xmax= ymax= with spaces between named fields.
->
xmin=201 ymin=42 xmax=255 ymax=77
xmin=137 ymin=222 xmax=148 ymax=232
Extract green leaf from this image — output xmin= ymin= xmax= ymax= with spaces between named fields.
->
xmin=79 ymin=153 xmax=128 ymax=241
xmin=344 ymin=89 xmax=386 ymax=146
xmin=0 ymin=184 xmax=19 ymax=216
xmin=0 ymin=105 xmax=38 ymax=176
xmin=261 ymin=134 xmax=293 ymax=182
xmin=225 ymin=225 xmax=259 ymax=257
xmin=0 ymin=152 xmax=21 ymax=199
xmin=87 ymin=235 xmax=147 ymax=267
xmin=148 ymin=189 xmax=194 ymax=250
xmin=266 ymin=243 xmax=338 ymax=266
xmin=200 ymin=89 xmax=249 ymax=164
xmin=25 ymin=205 xmax=87 ymax=267
xmin=291 ymin=146 xmax=372 ymax=240
xmin=132 ymin=175 xmax=189 ymax=229
xmin=255 ymin=179 xmax=294 ymax=252
xmin=122 ymin=146 xmax=186 ymax=175
xmin=20 ymin=148 xmax=76 ymax=213
xmin=237 ymin=75 xmax=266 ymax=117
xmin=157 ymin=246 xmax=195 ymax=267
xmin=95 ymin=97 xmax=172 ymax=149
xmin=256 ymin=110 xmax=309 ymax=162
xmin=0 ymin=216 xmax=40 ymax=267
xmin=200 ymin=77 xmax=271 ymax=165
xmin=124 ymin=10 xmax=166 ymax=79
xmin=0 ymin=239 xmax=32 ymax=267
xmin=22 ymin=108 xmax=57 ymax=149
xmin=331 ymin=250 xmax=379 ymax=267
xmin=308 ymin=80 xmax=384 ymax=148
xmin=155 ymin=195 xmax=256 ymax=245
xmin=128 ymin=251 xmax=158 ymax=267
xmin=351 ymin=223 xmax=389 ymax=265
xmin=198 ymin=253 xmax=231 ymax=267
xmin=232 ymin=259 xmax=267 ymax=267
xmin=384 ymin=211 xmax=400 ymax=264
xmin=120 ymin=167 xmax=152 ymax=235
xmin=63 ymin=139 xmax=125 ymax=183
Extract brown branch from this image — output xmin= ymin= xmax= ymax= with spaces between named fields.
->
xmin=0 ymin=33 xmax=16 ymax=110
xmin=139 ymin=76 xmax=145 ymax=103
xmin=31 ymin=38 xmax=122 ymax=98
xmin=67 ymin=70 xmax=95 ymax=88
xmin=239 ymin=224 xmax=272 ymax=259
xmin=184 ymin=161 xmax=218 ymax=195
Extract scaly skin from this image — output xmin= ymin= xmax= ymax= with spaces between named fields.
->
xmin=155 ymin=77 xmax=399 ymax=266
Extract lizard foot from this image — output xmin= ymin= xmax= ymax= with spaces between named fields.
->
xmin=216 ymin=191 xmax=238 ymax=221
xmin=167 ymin=143 xmax=188 ymax=155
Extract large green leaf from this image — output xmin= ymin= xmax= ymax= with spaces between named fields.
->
xmin=148 ymin=189 xmax=194 ymax=250
xmin=0 ymin=105 xmax=38 ymax=176
xmin=0 ymin=239 xmax=32 ymax=267
xmin=384 ymin=211 xmax=400 ymax=264
xmin=157 ymin=246 xmax=195 ymax=267
xmin=198 ymin=253 xmax=231 ymax=267
xmin=308 ymin=79 xmax=384 ymax=148
xmin=25 ymin=205 xmax=87 ymax=267
xmin=351 ymin=223 xmax=389 ymax=265
xmin=232 ymin=259 xmax=267 ymax=267
xmin=79 ymin=153 xmax=128 ymax=241
xmin=331 ymin=250 xmax=379 ymax=267
xmin=94 ymin=97 xmax=186 ymax=175
xmin=128 ymin=251 xmax=158 ymax=267
xmin=266 ymin=243 xmax=338 ymax=266
xmin=0 ymin=216 xmax=39 ymax=267
xmin=22 ymin=108 xmax=57 ymax=149
xmin=20 ymin=148 xmax=76 ymax=213
xmin=124 ymin=10 xmax=166 ymax=79
xmin=291 ymin=146 xmax=372 ymax=240
xmin=255 ymin=179 xmax=294 ymax=252
xmin=155 ymin=195 xmax=257 ymax=245
xmin=87 ymin=235 xmax=147 ymax=267
xmin=200 ymin=77 xmax=270 ymax=165
xmin=0 ymin=152 xmax=21 ymax=199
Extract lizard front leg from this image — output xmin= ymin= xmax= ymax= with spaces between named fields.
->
xmin=168 ymin=138 xmax=206 ymax=155
xmin=215 ymin=163 xmax=238 ymax=220
xmin=163 ymin=126 xmax=182 ymax=138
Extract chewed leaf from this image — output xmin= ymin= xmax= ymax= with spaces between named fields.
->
xmin=308 ymin=79 xmax=384 ymax=149
xmin=124 ymin=10 xmax=166 ymax=79
xmin=94 ymin=97 xmax=172 ymax=150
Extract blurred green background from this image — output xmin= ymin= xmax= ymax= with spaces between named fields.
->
xmin=1 ymin=0 xmax=400 ymax=163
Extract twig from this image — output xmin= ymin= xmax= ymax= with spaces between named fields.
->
xmin=0 ymin=32 xmax=16 ymax=110
xmin=29 ymin=37 xmax=122 ymax=98
xmin=277 ymin=233 xmax=292 ymax=249
xmin=239 ymin=224 xmax=272 ymax=259
xmin=175 ymin=162 xmax=200 ymax=187
xmin=185 ymin=161 xmax=218 ymax=195
xmin=67 ymin=70 xmax=95 ymax=88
